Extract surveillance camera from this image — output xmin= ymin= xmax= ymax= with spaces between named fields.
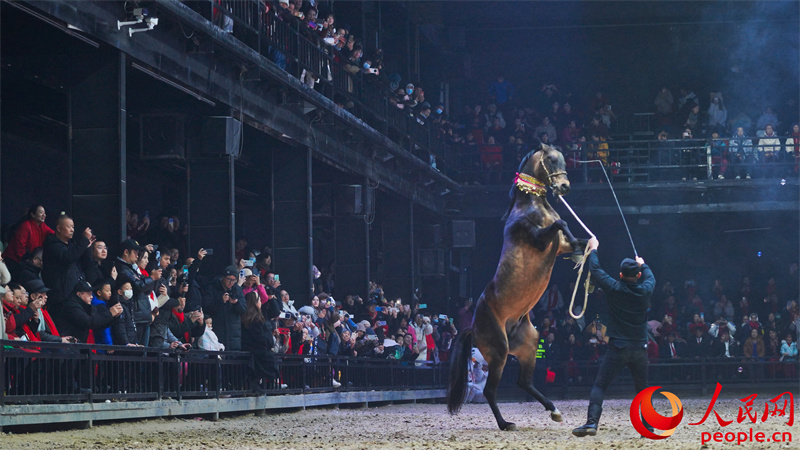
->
xmin=133 ymin=7 xmax=149 ymax=18
xmin=145 ymin=17 xmax=159 ymax=27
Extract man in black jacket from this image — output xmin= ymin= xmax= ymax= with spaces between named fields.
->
xmin=202 ymin=265 xmax=246 ymax=351
xmin=573 ymin=237 xmax=656 ymax=438
xmin=114 ymin=239 xmax=156 ymax=346
xmin=41 ymin=214 xmax=93 ymax=321
xmin=58 ymin=281 xmax=121 ymax=343
xmin=16 ymin=249 xmax=43 ymax=286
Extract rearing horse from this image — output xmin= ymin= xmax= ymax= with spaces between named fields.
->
xmin=447 ymin=144 xmax=586 ymax=431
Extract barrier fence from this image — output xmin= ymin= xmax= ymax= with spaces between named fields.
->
xmin=1 ymin=340 xmax=447 ymax=406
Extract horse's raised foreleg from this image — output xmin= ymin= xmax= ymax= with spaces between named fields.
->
xmin=474 ymin=302 xmax=516 ymax=431
xmin=528 ymin=219 xmax=586 ymax=255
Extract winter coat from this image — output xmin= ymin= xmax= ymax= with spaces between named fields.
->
xmin=113 ymin=295 xmax=138 ymax=346
xmin=201 ymin=278 xmax=246 ymax=351
xmin=15 ymin=261 xmax=42 ymax=286
xmin=780 ymin=340 xmax=798 ymax=361
xmin=57 ymin=294 xmax=116 ymax=343
xmin=41 ymin=233 xmax=90 ymax=308
xmin=3 ymin=219 xmax=54 ymax=262
xmin=114 ymin=258 xmax=156 ymax=324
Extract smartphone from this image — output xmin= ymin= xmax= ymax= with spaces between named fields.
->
xmin=152 ymin=244 xmax=159 ymax=250
xmin=419 ymin=303 xmax=427 ymax=309
xmin=439 ymin=314 xmax=447 ymax=320
xmin=245 ymin=258 xmax=255 ymax=267
xmin=274 ymin=274 xmax=279 ymax=282
xmin=155 ymin=251 xmax=161 ymax=262
xmin=182 ymin=265 xmax=188 ymax=275
xmin=168 ymin=218 xmax=174 ymax=226
xmin=377 ymin=321 xmax=387 ymax=327
xmin=449 ymin=318 xmax=454 ymax=324
xmin=205 ymin=248 xmax=214 ymax=255
xmin=375 ymin=306 xmax=383 ymax=312
xmin=239 ymin=269 xmax=246 ymax=279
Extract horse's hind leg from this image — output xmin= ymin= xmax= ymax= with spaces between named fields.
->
xmin=474 ymin=304 xmax=516 ymax=431
xmin=509 ymin=322 xmax=562 ymax=422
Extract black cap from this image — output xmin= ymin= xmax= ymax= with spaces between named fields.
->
xmin=73 ymin=280 xmax=93 ymax=293
xmin=620 ymin=258 xmax=641 ymax=278
xmin=25 ymin=279 xmax=50 ymax=294
xmin=223 ymin=265 xmax=239 ymax=278
xmin=120 ymin=239 xmax=145 ymax=252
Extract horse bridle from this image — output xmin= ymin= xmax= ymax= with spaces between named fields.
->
xmin=537 ymin=150 xmax=567 ymax=187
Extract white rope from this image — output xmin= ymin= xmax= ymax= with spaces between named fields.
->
xmin=557 ymin=195 xmax=594 ymax=320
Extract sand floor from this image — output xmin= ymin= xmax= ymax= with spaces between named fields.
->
xmin=1 ymin=397 xmax=797 ymax=449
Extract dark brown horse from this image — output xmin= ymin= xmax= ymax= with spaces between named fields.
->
xmin=447 ymin=144 xmax=585 ymax=431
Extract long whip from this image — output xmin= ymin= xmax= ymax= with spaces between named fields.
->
xmin=576 ymin=159 xmax=638 ymax=258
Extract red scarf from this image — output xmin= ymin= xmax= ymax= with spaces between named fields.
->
xmin=3 ymin=300 xmax=20 ymax=339
xmin=173 ymin=309 xmax=190 ymax=343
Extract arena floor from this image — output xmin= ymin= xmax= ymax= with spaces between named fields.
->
xmin=1 ymin=397 xmax=796 ymax=449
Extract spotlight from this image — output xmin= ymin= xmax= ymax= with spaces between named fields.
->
xmin=780 ymin=179 xmax=786 ymax=185
xmin=757 ymin=251 xmax=762 ymax=257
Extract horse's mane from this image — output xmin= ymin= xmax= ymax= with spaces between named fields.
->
xmin=501 ymin=149 xmax=539 ymax=221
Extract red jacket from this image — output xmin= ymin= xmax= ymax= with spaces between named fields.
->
xmin=3 ymin=219 xmax=54 ymax=262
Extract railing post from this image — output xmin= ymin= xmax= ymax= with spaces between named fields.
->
xmin=706 ymin=144 xmax=712 ymax=180
xmin=87 ymin=349 xmax=95 ymax=403
xmin=158 ymin=352 xmax=164 ymax=401
xmin=0 ymin=341 xmax=5 ymax=407
xmin=700 ymin=359 xmax=707 ymax=396
xmin=176 ymin=354 xmax=182 ymax=402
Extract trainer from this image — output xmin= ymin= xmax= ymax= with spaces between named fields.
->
xmin=572 ymin=236 xmax=655 ymax=437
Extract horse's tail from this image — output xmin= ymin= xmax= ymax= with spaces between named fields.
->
xmin=446 ymin=327 xmax=473 ymax=415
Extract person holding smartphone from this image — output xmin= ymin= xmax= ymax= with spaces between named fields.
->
xmin=200 ymin=265 xmax=246 ymax=351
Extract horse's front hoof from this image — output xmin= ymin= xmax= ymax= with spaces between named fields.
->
xmin=500 ymin=422 xmax=518 ymax=431
xmin=550 ymin=408 xmax=563 ymax=422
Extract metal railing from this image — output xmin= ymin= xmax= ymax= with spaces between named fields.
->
xmin=1 ymin=339 xmax=446 ymax=406
xmin=184 ymin=1 xmax=433 ymax=156
xmin=433 ymin=136 xmax=800 ymax=185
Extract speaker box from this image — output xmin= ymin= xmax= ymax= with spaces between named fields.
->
xmin=202 ymin=116 xmax=243 ymax=158
xmin=452 ymin=220 xmax=475 ymax=248
xmin=140 ymin=113 xmax=185 ymax=159
xmin=419 ymin=249 xmax=446 ymax=276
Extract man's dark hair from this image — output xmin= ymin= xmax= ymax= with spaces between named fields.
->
xmin=7 ymin=282 xmax=22 ymax=292
xmin=21 ymin=247 xmax=43 ymax=263
xmin=93 ymin=279 xmax=113 ymax=294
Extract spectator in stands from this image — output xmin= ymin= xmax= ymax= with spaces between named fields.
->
xmin=765 ymin=329 xmax=782 ymax=359
xmin=709 ymin=315 xmax=736 ymax=339
xmin=780 ymin=333 xmax=797 ymax=361
xmin=707 ymin=93 xmax=727 ymax=135
xmin=3 ymin=205 xmax=53 ymax=271
xmin=241 ymin=291 xmax=280 ymax=393
xmin=3 ymin=282 xmax=32 ymax=339
xmin=90 ymin=279 xmax=118 ymax=346
xmin=683 ymin=104 xmax=701 ymax=134
xmin=58 ymin=281 xmax=121 ymax=343
xmin=755 ymin=106 xmax=779 ymax=132
xmin=654 ymin=86 xmax=674 ymax=116
xmin=197 ymin=316 xmax=224 ymax=351
xmin=659 ymin=332 xmax=685 ymax=359
xmin=42 ymin=214 xmax=93 ymax=319
xmin=743 ymin=328 xmax=765 ymax=360
xmin=587 ymin=116 xmax=609 ymax=140
xmin=687 ymin=326 xmax=712 ymax=358
xmin=677 ymin=87 xmax=698 ymax=114
xmin=534 ymin=117 xmax=557 ymax=144
xmin=784 ymin=123 xmax=800 ymax=174
xmin=15 ymin=248 xmax=43 ymax=286
xmin=115 ymin=239 xmax=157 ymax=346
xmin=712 ymin=295 xmax=734 ymax=321
xmin=711 ymin=330 xmax=739 ymax=358
xmin=22 ymin=279 xmax=65 ymax=342
xmin=83 ymin=240 xmax=108 ymax=286
xmin=168 ymin=295 xmax=204 ymax=345
xmin=479 ymin=136 xmax=503 ymax=184
xmin=126 ymin=209 xmax=150 ymax=241
xmin=111 ymin=280 xmax=138 ymax=346
xmin=758 ymin=124 xmax=781 ymax=178
xmin=202 ymin=265 xmax=246 ymax=351
xmin=488 ymin=74 xmax=514 ymax=108
xmin=729 ymin=126 xmax=754 ymax=179
xmin=149 ymin=280 xmax=180 ymax=349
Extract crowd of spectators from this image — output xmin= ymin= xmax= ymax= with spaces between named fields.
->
xmin=527 ymin=269 xmax=800 ymax=387
xmin=1 ymin=205 xmax=457 ymax=396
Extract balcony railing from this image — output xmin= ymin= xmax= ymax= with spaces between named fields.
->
xmin=1 ymin=339 xmax=446 ymax=406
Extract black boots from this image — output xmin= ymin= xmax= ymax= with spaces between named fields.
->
xmin=572 ymin=403 xmax=602 ymax=437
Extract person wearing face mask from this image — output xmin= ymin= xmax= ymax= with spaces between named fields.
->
xmin=111 ymin=281 xmax=139 ymax=346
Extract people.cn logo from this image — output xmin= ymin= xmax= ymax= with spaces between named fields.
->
xmin=630 ymin=386 xmax=684 ymax=439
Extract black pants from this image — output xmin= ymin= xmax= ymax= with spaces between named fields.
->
xmin=589 ymin=342 xmax=648 ymax=407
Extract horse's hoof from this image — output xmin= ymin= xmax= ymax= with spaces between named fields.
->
xmin=501 ymin=422 xmax=518 ymax=431
xmin=550 ymin=408 xmax=563 ymax=422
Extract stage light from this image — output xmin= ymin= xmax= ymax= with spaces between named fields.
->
xmin=757 ymin=251 xmax=762 ymax=257
xmin=780 ymin=179 xmax=786 ymax=185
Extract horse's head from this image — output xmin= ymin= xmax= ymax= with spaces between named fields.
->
xmin=519 ymin=144 xmax=571 ymax=196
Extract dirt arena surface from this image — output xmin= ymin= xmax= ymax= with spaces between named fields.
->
xmin=1 ymin=397 xmax=797 ymax=449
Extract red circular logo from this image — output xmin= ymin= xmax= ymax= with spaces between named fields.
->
xmin=630 ymin=386 xmax=684 ymax=439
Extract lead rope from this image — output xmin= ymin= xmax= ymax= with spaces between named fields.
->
xmin=558 ymin=196 xmax=595 ymax=320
